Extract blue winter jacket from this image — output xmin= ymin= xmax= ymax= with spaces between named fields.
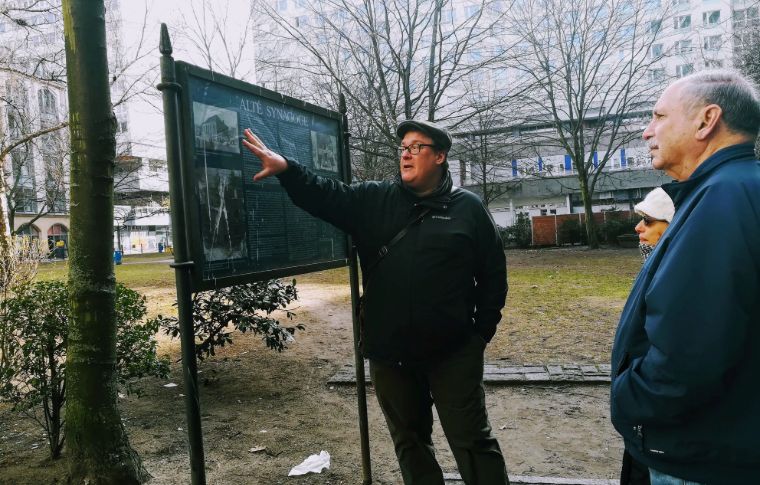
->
xmin=610 ymin=143 xmax=760 ymax=484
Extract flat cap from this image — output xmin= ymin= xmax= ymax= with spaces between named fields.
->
xmin=396 ymin=119 xmax=452 ymax=152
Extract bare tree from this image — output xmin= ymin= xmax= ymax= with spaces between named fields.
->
xmin=451 ymin=76 xmax=539 ymax=206
xmin=506 ymin=0 xmax=666 ymax=247
xmin=736 ymin=8 xmax=760 ymax=83
xmin=170 ymin=0 xmax=257 ymax=80
xmin=255 ymin=0 xmax=517 ymax=180
xmin=734 ymin=8 xmax=760 ymax=155
xmin=0 ymin=0 xmax=158 ymax=239
xmin=0 ymin=1 xmax=66 ymax=236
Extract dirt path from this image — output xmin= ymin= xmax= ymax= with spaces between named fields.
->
xmin=0 ymin=278 xmax=624 ymax=484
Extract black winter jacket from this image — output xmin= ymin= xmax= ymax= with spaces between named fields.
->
xmin=277 ymin=160 xmax=507 ymax=364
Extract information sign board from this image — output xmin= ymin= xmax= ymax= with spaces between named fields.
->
xmin=175 ymin=62 xmax=349 ymax=290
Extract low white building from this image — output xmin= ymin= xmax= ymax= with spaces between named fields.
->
xmin=113 ymin=155 xmax=171 ymax=255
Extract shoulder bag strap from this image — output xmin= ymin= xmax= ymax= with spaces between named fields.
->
xmin=363 ymin=207 xmax=431 ymax=281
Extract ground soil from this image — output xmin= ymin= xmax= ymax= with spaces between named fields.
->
xmin=0 ymin=248 xmax=636 ymax=484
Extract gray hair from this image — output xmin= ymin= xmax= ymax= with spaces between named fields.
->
xmin=678 ymin=70 xmax=760 ymax=139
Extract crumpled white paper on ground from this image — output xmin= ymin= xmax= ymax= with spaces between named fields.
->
xmin=288 ymin=450 xmax=330 ymax=476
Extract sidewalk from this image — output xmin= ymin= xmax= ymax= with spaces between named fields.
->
xmin=329 ymin=362 xmax=611 ymax=385
xmin=444 ymin=473 xmax=616 ymax=484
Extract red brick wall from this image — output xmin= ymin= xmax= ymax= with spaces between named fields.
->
xmin=531 ymin=210 xmax=633 ymax=246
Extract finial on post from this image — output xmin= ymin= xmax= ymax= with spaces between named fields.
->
xmin=159 ymin=23 xmax=173 ymax=55
xmin=339 ymin=92 xmax=346 ymax=115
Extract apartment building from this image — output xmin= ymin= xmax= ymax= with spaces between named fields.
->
xmin=0 ymin=0 xmax=171 ymax=255
xmin=0 ymin=0 xmax=70 ymax=253
xmin=447 ymin=0 xmax=760 ymax=226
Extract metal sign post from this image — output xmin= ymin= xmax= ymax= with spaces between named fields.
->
xmin=157 ymin=24 xmax=207 ymax=485
xmin=340 ymin=93 xmax=372 ymax=484
xmin=158 ymin=22 xmax=360 ymax=485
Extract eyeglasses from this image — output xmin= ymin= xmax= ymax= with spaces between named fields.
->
xmin=397 ymin=143 xmax=436 ymax=156
xmin=642 ymin=216 xmax=663 ymax=226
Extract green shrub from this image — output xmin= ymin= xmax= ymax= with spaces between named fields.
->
xmin=502 ymin=212 xmax=532 ymax=248
xmin=0 ymin=281 xmax=169 ymax=459
xmin=599 ymin=217 xmax=636 ymax=245
xmin=558 ymin=219 xmax=586 ymax=245
xmin=153 ymin=280 xmax=302 ymax=361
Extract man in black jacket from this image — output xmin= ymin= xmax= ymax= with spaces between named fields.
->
xmin=243 ymin=120 xmax=509 ymax=485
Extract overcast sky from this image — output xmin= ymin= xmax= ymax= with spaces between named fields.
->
xmin=118 ymin=0 xmax=257 ymax=159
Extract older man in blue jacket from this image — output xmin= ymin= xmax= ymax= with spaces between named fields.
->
xmin=611 ymin=70 xmax=760 ymax=485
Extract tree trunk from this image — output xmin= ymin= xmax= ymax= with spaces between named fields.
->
xmin=427 ymin=0 xmax=441 ymax=121
xmin=0 ymin=182 xmax=10 ymax=373
xmin=62 ymin=1 xmax=148 ymax=483
xmin=578 ymin=176 xmax=599 ymax=249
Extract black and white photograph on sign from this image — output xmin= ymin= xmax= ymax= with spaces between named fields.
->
xmin=197 ymin=167 xmax=248 ymax=262
xmin=193 ymin=102 xmax=240 ymax=154
xmin=310 ymin=131 xmax=339 ymax=172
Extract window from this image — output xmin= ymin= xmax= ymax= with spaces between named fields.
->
xmin=14 ymin=187 xmax=37 ymax=214
xmin=676 ymin=63 xmax=694 ymax=77
xmin=705 ymin=59 xmax=723 ymax=68
xmin=647 ymin=19 xmax=662 ymax=33
xmin=619 ymin=24 xmax=635 ymax=41
xmin=38 ymin=88 xmax=57 ymax=117
xmin=734 ymin=28 xmax=760 ymax=54
xmin=44 ymin=155 xmax=67 ymax=213
xmin=6 ymin=112 xmax=21 ymax=138
xmin=650 ymin=43 xmax=663 ymax=59
xmin=148 ymin=159 xmax=164 ymax=173
xmin=5 ymin=79 xmax=28 ymax=109
xmin=674 ymin=15 xmax=691 ymax=29
xmin=11 ymin=148 xmax=33 ymax=185
xmin=16 ymin=224 xmax=40 ymax=239
xmin=703 ymin=35 xmax=721 ymax=50
xmin=672 ymin=0 xmax=689 ymax=6
xmin=733 ymin=7 xmax=759 ymax=28
xmin=675 ymin=39 xmax=692 ymax=54
xmin=648 ymin=68 xmax=666 ymax=82
xmin=276 ymin=0 xmax=287 ymax=12
xmin=295 ymin=15 xmax=308 ymax=27
xmin=702 ymin=10 xmax=720 ymax=25
xmin=441 ymin=9 xmax=455 ymax=23
xmin=464 ymin=5 xmax=480 ymax=18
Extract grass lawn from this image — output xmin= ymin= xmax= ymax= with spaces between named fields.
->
xmin=33 ymin=246 xmax=643 ymax=362
xmin=36 ymin=252 xmax=175 ymax=288
xmin=494 ymin=247 xmax=641 ymax=363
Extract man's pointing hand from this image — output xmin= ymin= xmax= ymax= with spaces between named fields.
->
xmin=242 ymin=128 xmax=288 ymax=181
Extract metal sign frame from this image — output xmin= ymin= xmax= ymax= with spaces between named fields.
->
xmin=174 ymin=61 xmax=350 ymax=292
xmin=160 ymin=24 xmax=370 ymax=485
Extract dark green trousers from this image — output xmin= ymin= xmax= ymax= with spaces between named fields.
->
xmin=370 ymin=333 xmax=509 ymax=485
